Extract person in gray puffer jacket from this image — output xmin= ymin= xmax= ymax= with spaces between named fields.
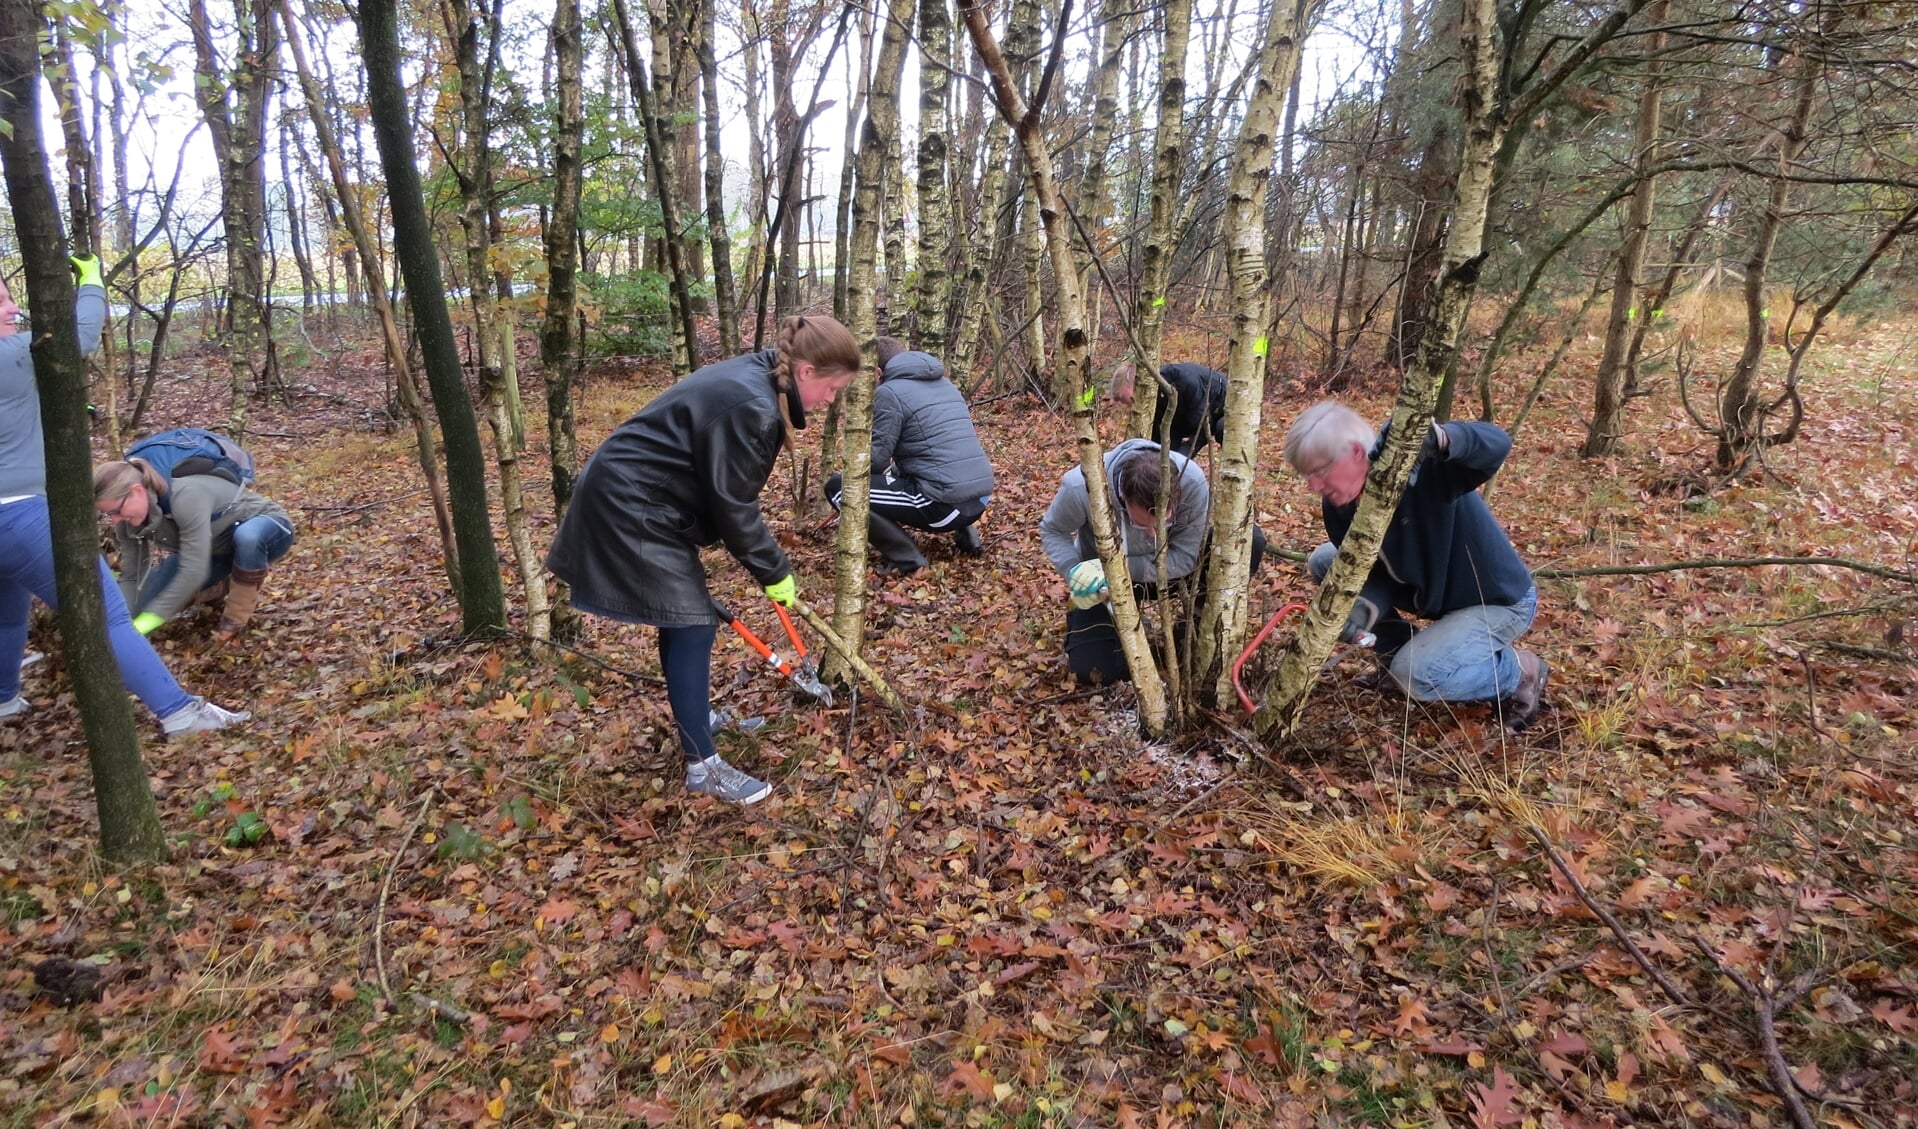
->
xmin=825 ymin=336 xmax=996 ymax=574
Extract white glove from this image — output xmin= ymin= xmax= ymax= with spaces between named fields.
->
xmin=1067 ymin=560 xmax=1110 ymax=609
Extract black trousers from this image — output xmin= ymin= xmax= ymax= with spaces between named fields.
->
xmin=1065 ymin=526 xmax=1268 ymax=684
xmin=825 ymin=471 xmax=987 ymax=532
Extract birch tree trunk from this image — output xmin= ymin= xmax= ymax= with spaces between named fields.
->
xmin=948 ymin=53 xmax=1012 ymax=382
xmin=611 ymin=0 xmax=701 ymax=374
xmin=770 ymin=3 xmax=802 ymax=318
xmin=187 ymin=0 xmax=276 ymax=437
xmin=1195 ymin=0 xmax=1311 ymax=703
xmin=1255 ymin=0 xmax=1647 ymax=739
xmin=1583 ymin=0 xmax=1668 ymax=457
xmin=1129 ymin=0 xmax=1190 ymax=438
xmin=697 ymin=0 xmax=740 ymax=352
xmin=825 ymin=0 xmax=910 ymax=687
xmin=739 ymin=0 xmax=769 ymax=324
xmin=912 ymin=0 xmax=953 ymax=352
xmin=446 ymin=0 xmax=548 ymax=636
xmin=0 ymin=0 xmax=164 ymax=862
xmin=543 ymin=0 xmax=585 ymax=517
xmin=832 ymin=0 xmax=874 ymax=322
xmin=1076 ymin=1 xmax=1128 ymax=308
xmin=1003 ymin=0 xmax=1051 ymax=398
xmin=963 ymin=0 xmax=1168 ymax=736
xmin=279 ymin=0 xmax=458 ymax=591
xmin=103 ymin=35 xmax=131 ymax=452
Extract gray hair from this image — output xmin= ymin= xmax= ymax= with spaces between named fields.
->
xmin=1283 ymin=401 xmax=1375 ymax=471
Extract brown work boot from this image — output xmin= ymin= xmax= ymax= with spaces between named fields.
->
xmin=1506 ymin=649 xmax=1548 ymax=731
xmin=216 ymin=567 xmax=269 ymax=637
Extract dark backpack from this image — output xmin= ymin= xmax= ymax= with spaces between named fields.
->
xmin=125 ymin=428 xmax=256 ymax=514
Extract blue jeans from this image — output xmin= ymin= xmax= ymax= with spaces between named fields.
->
xmin=1308 ymin=541 xmax=1536 ymax=702
xmin=133 ymin=515 xmax=295 ymax=612
xmin=0 ymin=495 xmax=191 ymax=716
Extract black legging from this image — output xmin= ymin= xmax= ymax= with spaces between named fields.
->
xmin=659 ymin=623 xmax=718 ymax=763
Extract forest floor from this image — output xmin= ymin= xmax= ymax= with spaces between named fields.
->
xmin=2 ymin=310 xmax=1915 ymax=1128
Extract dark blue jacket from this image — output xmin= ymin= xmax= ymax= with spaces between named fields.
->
xmin=1152 ymin=364 xmax=1228 ymax=457
xmin=1323 ymin=421 xmax=1532 ymax=618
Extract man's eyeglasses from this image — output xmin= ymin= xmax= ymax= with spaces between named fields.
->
xmin=1297 ymin=456 xmax=1339 ymax=481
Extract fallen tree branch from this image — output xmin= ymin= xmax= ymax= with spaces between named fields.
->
xmin=1533 ymin=556 xmax=1916 ymax=585
xmin=1739 ymin=598 xmax=1914 ymax=629
xmin=793 ymin=600 xmax=909 ymax=714
xmin=374 ymin=786 xmax=439 ymax=1006
xmin=1527 ymin=825 xmax=1694 ymax=1008
xmin=305 ymin=490 xmax=429 ymax=516
xmin=1803 ymin=641 xmax=1915 ymax=664
xmin=1687 ymin=934 xmax=1817 ymax=1129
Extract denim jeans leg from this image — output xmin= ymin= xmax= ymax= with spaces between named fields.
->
xmin=231 ymin=516 xmax=295 ymax=571
xmin=0 ymin=496 xmax=190 ymax=717
xmin=0 ymin=577 xmax=28 ymax=701
xmin=1306 ymin=541 xmax=1336 ymax=583
xmin=1387 ymin=587 xmax=1537 ymax=702
xmin=134 ymin=554 xmax=182 ymax=614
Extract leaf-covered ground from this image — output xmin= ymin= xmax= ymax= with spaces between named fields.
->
xmin=2 ymin=315 xmax=1915 ymax=1127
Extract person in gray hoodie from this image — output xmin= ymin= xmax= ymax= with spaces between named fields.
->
xmin=826 ymin=337 xmax=996 ymax=574
xmin=1039 ymin=438 xmax=1266 ymax=683
xmin=0 ymin=255 xmax=247 ymax=737
xmin=93 ymin=460 xmax=295 ymax=639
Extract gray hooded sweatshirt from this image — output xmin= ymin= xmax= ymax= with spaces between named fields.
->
xmin=1039 ymin=438 xmax=1209 ymax=587
xmin=870 ymin=351 xmax=996 ymax=503
xmin=0 ymin=284 xmax=105 ymax=499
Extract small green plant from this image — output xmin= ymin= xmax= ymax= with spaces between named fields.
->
xmin=436 ymin=821 xmax=494 ymax=860
xmin=223 ymin=812 xmax=268 ymax=848
xmin=3 ymin=889 xmax=46 ymax=923
xmin=193 ymin=781 xmax=237 ymax=818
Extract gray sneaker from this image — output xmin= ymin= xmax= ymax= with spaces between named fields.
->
xmin=708 ymin=706 xmax=766 ymax=735
xmin=160 ymin=697 xmax=252 ymax=739
xmin=684 ymin=755 xmax=772 ymax=805
xmin=0 ymin=695 xmax=26 ymax=721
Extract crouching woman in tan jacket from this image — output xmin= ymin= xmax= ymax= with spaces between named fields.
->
xmin=93 ymin=460 xmax=295 ymax=639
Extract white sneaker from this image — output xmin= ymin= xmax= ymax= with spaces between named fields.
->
xmin=0 ymin=695 xmax=27 ymax=721
xmin=684 ymin=755 xmax=772 ymax=805
xmin=160 ymin=697 xmax=251 ymax=739
xmin=20 ymin=651 xmax=44 ymax=671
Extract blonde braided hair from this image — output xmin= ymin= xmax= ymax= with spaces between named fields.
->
xmin=772 ymin=314 xmax=860 ymax=447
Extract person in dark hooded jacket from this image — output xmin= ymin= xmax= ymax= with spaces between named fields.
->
xmin=546 ymin=315 xmax=861 ymax=805
xmin=1108 ymin=362 xmax=1228 ymax=457
xmin=1282 ymin=400 xmax=1547 ymax=730
xmin=825 ymin=336 xmax=996 ymax=574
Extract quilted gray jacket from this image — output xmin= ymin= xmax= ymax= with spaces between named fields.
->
xmin=870 ymin=351 xmax=995 ymax=502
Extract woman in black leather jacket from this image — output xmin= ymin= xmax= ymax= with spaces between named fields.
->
xmin=547 ymin=315 xmax=860 ymax=805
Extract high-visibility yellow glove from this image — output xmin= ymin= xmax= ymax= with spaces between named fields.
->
xmin=69 ymin=254 xmax=104 ymax=289
xmin=763 ymin=575 xmax=798 ymax=609
xmin=133 ymin=612 xmax=164 ymax=636
xmin=1067 ymin=561 xmax=1110 ymax=610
